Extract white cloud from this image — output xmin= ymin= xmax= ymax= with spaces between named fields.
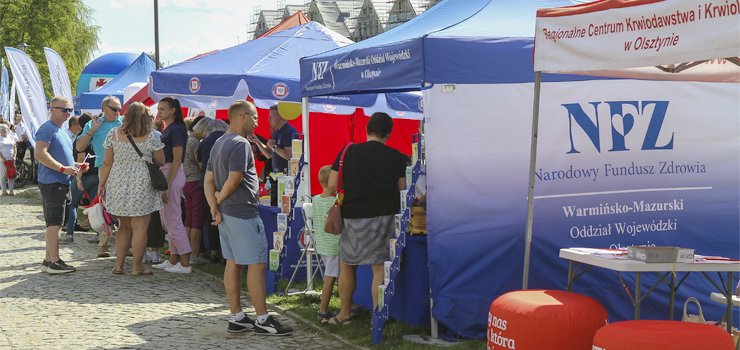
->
xmin=109 ymin=1 xmax=123 ymax=9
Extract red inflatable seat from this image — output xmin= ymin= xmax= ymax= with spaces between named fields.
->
xmin=592 ymin=320 xmax=735 ymax=350
xmin=488 ymin=290 xmax=608 ymax=350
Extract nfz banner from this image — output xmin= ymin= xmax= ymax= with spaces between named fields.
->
xmin=532 ymin=79 xmax=739 ymax=322
xmin=5 ymin=47 xmax=48 ymax=147
xmin=425 ymin=80 xmax=738 ymax=338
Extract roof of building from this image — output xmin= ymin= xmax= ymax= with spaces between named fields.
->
xmin=257 ymin=11 xmax=310 ymax=39
xmin=283 ymin=4 xmax=309 ymax=19
xmin=308 ymin=1 xmax=351 ymax=38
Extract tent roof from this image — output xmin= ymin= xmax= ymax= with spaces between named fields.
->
xmin=300 ymin=0 xmax=583 ymax=97
xmin=257 ymin=11 xmax=310 ymax=39
xmin=532 ymin=0 xmax=740 ymax=82
xmin=74 ymin=52 xmax=156 ymax=110
xmin=149 ymin=21 xmax=354 ymax=105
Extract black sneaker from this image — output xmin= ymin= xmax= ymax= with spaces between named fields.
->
xmin=74 ymin=225 xmax=89 ymax=232
xmin=254 ymin=315 xmax=293 ymax=336
xmin=40 ymin=260 xmax=49 ymax=273
xmin=47 ymin=260 xmax=76 ymax=274
xmin=228 ymin=315 xmax=255 ymax=333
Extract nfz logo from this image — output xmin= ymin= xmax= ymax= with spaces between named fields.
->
xmin=564 ymin=101 xmax=673 ymax=154
xmin=312 ymin=61 xmax=329 ymax=81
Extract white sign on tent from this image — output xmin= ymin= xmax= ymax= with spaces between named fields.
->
xmin=534 ymin=0 xmax=739 ymax=78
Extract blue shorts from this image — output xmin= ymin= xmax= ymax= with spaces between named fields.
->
xmin=218 ymin=214 xmax=268 ymax=266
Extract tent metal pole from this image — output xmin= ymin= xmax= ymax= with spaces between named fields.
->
xmin=301 ymin=97 xmax=311 ymax=201
xmin=523 ymin=71 xmax=542 ymax=290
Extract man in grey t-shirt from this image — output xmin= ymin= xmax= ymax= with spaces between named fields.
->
xmin=204 ymin=101 xmax=292 ymax=336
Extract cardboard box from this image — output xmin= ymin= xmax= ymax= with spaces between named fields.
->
xmin=627 ymin=246 xmax=695 ymax=263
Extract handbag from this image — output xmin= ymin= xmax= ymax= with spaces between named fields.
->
xmin=682 ymin=297 xmax=707 ymax=324
xmin=126 ymin=133 xmax=169 ymax=191
xmin=324 ymin=142 xmax=353 ymax=235
xmin=4 ymin=160 xmax=16 ymax=179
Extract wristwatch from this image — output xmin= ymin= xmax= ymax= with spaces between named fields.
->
xmin=272 ymin=145 xmax=278 ymax=151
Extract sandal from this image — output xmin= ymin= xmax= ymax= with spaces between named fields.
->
xmin=318 ymin=310 xmax=336 ymax=323
xmin=327 ymin=316 xmax=352 ymax=325
xmin=131 ymin=269 xmax=153 ymax=276
xmin=350 ymin=306 xmax=364 ymax=316
xmin=112 ymin=267 xmax=123 ymax=274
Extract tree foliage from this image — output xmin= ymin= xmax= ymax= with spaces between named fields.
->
xmin=0 ymin=0 xmax=100 ymax=99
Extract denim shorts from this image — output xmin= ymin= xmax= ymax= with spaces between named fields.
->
xmin=218 ymin=214 xmax=268 ymax=266
xmin=39 ymin=182 xmax=69 ymax=227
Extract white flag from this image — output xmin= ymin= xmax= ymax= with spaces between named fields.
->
xmin=44 ymin=48 xmax=73 ymax=101
xmin=5 ymin=47 xmax=48 ymax=147
xmin=9 ymin=80 xmax=16 ymax=120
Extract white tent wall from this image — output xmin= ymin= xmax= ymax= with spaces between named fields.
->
xmin=424 ymin=78 xmax=739 ymax=328
xmin=424 ymin=83 xmax=535 ymax=333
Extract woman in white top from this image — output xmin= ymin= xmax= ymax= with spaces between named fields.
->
xmin=0 ymin=123 xmax=17 ymax=195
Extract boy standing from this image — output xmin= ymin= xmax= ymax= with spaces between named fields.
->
xmin=204 ymin=100 xmax=293 ymax=336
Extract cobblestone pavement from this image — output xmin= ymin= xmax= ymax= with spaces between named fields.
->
xmin=0 ymin=186 xmax=335 ymax=350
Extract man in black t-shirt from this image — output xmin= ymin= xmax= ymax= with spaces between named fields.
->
xmin=248 ymin=105 xmax=298 ymax=206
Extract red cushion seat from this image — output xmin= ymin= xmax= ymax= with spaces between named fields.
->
xmin=593 ymin=320 xmax=735 ymax=350
xmin=488 ymin=290 xmax=608 ymax=350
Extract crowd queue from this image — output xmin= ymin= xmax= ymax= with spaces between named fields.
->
xmin=13 ymin=94 xmax=407 ymax=335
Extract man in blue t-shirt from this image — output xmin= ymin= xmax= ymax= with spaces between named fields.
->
xmin=35 ymin=96 xmax=85 ymax=274
xmin=248 ymin=105 xmax=297 ymax=206
xmin=75 ymin=95 xmax=122 ymax=257
xmin=75 ymin=95 xmax=123 ymax=168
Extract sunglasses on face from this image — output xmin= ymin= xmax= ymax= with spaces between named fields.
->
xmin=107 ymin=105 xmax=121 ymax=113
xmin=52 ymin=107 xmax=74 ymax=113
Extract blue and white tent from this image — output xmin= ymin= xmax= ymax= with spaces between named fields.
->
xmin=74 ymin=53 xmax=156 ymax=114
xmin=300 ymin=0 xmax=739 ymax=339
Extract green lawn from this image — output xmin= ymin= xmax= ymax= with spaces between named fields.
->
xmin=192 ymin=262 xmax=485 ymax=349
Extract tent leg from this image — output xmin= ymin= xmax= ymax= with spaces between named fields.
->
xmin=523 ymin=71 xmax=542 ymax=290
xmin=430 ymin=298 xmax=439 ymax=339
xmin=301 ymin=97 xmax=311 ymax=199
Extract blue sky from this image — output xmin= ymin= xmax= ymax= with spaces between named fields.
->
xmin=84 ymin=0 xmax=300 ymax=66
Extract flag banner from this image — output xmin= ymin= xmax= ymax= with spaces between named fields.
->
xmin=0 ymin=59 xmax=9 ymax=122
xmin=9 ymin=80 xmax=16 ymax=120
xmin=5 ymin=47 xmax=48 ymax=147
xmin=44 ymin=48 xmax=73 ymax=101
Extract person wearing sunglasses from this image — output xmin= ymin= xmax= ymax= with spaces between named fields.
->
xmin=35 ymin=96 xmax=87 ymax=274
xmin=75 ymin=95 xmax=123 ymax=257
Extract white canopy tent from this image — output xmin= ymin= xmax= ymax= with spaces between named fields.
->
xmin=524 ymin=0 xmax=740 ymax=302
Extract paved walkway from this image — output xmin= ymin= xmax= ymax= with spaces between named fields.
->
xmin=0 ymin=185 xmax=335 ymax=350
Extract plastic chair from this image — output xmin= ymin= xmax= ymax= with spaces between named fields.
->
xmin=284 ymin=202 xmax=324 ymax=295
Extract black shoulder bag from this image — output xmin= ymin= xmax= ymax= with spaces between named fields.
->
xmin=126 ymin=134 xmax=169 ymax=191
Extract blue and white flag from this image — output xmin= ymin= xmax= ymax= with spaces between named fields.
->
xmin=5 ymin=47 xmax=48 ymax=147
xmin=0 ymin=59 xmax=9 ymax=122
xmin=44 ymin=48 xmax=73 ymax=101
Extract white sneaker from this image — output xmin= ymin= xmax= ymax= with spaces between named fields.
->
xmin=152 ymin=260 xmax=176 ymax=270
xmin=164 ymin=263 xmax=191 ymax=274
